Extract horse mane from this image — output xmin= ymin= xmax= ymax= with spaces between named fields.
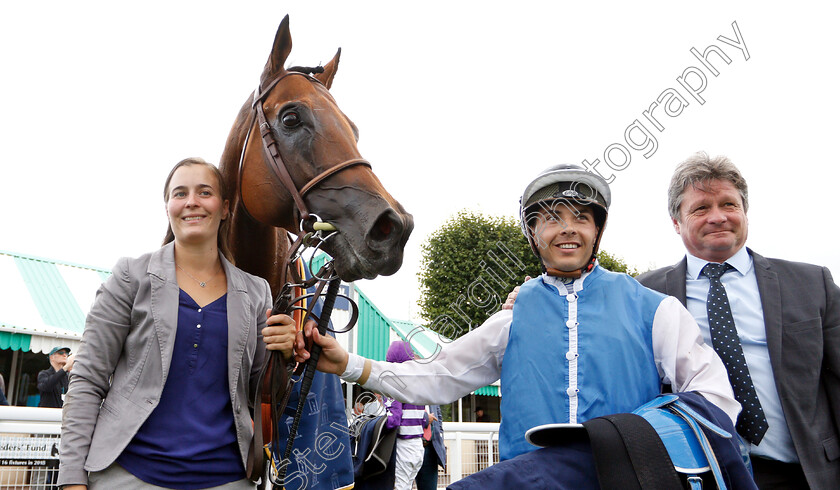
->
xmin=287 ymin=65 xmax=325 ymax=75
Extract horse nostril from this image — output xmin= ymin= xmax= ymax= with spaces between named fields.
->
xmin=378 ymin=217 xmax=393 ymax=237
xmin=369 ymin=212 xmax=400 ymax=244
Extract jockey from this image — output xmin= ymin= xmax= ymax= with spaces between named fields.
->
xmin=292 ymin=163 xmax=740 ymax=461
xmin=382 ymin=341 xmax=429 ymax=490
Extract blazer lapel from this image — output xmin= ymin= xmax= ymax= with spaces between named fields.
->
xmin=750 ymin=250 xmax=783 ymax=373
xmin=666 ymin=258 xmax=689 ymax=306
xmin=148 ymin=242 xmax=180 ymax=386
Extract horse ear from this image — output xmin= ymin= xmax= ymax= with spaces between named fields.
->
xmin=262 ymin=15 xmax=292 ymax=82
xmin=314 ymin=48 xmax=341 ymax=89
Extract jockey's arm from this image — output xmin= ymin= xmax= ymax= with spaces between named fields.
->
xmin=296 ymin=311 xmax=511 ymax=405
xmin=652 ymin=296 xmax=741 ymax=425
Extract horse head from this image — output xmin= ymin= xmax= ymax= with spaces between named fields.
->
xmin=220 ymin=16 xmax=413 ymax=285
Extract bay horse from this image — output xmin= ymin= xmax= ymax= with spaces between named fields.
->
xmin=217 ymin=15 xmax=412 ymax=488
xmin=219 ymin=15 xmax=413 ymax=294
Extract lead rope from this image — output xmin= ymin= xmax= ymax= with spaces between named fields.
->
xmin=276 ymin=271 xmax=341 ymax=486
xmin=263 ymin=222 xmax=358 ymax=487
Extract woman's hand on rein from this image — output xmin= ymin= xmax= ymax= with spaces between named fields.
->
xmin=294 ymin=319 xmax=349 ymax=375
xmin=262 ymin=310 xmax=297 ymax=359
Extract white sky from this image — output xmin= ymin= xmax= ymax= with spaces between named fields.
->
xmin=2 ymin=1 xmax=838 ymax=322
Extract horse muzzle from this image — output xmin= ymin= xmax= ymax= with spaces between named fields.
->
xmin=315 ymin=200 xmax=413 ymax=282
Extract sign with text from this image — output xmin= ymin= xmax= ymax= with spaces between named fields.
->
xmin=0 ymin=436 xmax=59 ymax=466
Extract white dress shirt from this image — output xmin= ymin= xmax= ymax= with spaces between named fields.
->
xmin=685 ymin=246 xmax=797 ymax=462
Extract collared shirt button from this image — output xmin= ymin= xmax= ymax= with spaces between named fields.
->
xmin=565 ymin=351 xmax=578 ymax=361
xmin=193 ymin=343 xmax=198 ymax=348
xmin=566 ymin=387 xmax=578 ymax=397
xmin=566 ymin=293 xmax=577 ymax=302
xmin=197 ymin=324 xmax=201 ymax=329
xmin=566 ymin=320 xmax=577 ymax=329
xmin=198 ymin=308 xmax=202 ymax=313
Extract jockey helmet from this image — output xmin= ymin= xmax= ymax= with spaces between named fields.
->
xmin=519 ymin=163 xmax=611 ymax=277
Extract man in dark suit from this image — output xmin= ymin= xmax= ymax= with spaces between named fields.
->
xmin=637 ymin=152 xmax=840 ymax=489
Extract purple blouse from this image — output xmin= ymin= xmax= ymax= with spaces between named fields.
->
xmin=117 ymin=290 xmax=244 ymax=489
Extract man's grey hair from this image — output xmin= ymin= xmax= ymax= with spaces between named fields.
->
xmin=668 ymin=151 xmax=749 ymax=221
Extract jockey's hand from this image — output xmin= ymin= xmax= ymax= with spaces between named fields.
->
xmin=294 ymin=318 xmax=349 ymax=375
xmin=502 ymin=276 xmax=531 ymax=310
xmin=262 ymin=310 xmax=297 ymax=359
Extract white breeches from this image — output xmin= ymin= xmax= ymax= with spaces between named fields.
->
xmin=393 ymin=437 xmax=424 ymax=490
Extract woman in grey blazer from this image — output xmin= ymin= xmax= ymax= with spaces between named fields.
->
xmin=58 ymin=158 xmax=297 ymax=490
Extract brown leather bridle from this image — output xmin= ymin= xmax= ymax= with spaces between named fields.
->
xmin=242 ymin=69 xmax=364 ymax=484
xmin=237 ymin=70 xmax=371 ymax=236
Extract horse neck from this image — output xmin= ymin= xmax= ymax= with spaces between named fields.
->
xmin=218 ymin=99 xmax=252 ymax=192
xmin=229 ymin=209 xmax=292 ymax=298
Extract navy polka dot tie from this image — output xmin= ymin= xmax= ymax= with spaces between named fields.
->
xmin=703 ymin=262 xmax=768 ymax=445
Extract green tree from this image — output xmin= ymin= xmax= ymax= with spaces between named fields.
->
xmin=418 ymin=210 xmax=640 ymax=339
xmin=418 ymin=211 xmax=541 ymax=339
xmin=597 ymin=250 xmax=641 ymax=277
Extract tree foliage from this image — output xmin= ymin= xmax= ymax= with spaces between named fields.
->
xmin=418 ymin=210 xmax=640 ymax=339
xmin=418 ymin=211 xmax=541 ymax=339
xmin=597 ymin=250 xmax=640 ymax=277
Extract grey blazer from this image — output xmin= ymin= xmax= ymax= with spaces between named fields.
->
xmin=637 ymin=248 xmax=840 ymax=489
xmin=58 ymin=242 xmax=270 ymax=486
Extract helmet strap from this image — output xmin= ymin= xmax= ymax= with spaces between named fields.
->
xmin=545 ymin=255 xmax=597 ymax=279
xmin=545 ymin=266 xmax=582 ymax=279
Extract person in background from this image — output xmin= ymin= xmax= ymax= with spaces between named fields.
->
xmin=37 ymin=346 xmax=73 ymax=408
xmin=473 ymin=406 xmax=489 ymax=469
xmin=636 ymin=152 xmax=840 ymax=490
xmin=1 ymin=373 xmax=9 ymax=405
xmin=414 ymin=404 xmax=445 ymax=490
xmin=57 ymin=157 xmax=297 ymax=490
xmin=474 ymin=407 xmax=487 ymax=422
xmin=383 ymin=341 xmax=429 ymax=490
xmin=354 ymin=392 xmax=385 ymax=417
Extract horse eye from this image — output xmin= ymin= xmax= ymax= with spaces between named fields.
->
xmin=281 ymin=111 xmax=300 ymax=127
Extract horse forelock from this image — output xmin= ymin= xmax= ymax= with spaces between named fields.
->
xmin=287 ymin=65 xmax=325 ymax=76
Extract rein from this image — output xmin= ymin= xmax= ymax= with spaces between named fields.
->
xmin=241 ymin=69 xmax=363 ymax=484
xmin=253 ymin=248 xmax=359 ymax=486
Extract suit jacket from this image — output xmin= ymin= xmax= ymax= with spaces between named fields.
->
xmin=637 ymin=248 xmax=840 ymax=489
xmin=58 ymin=242 xmax=270 ymax=486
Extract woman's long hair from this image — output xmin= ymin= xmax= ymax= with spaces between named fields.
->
xmin=161 ymin=157 xmax=233 ymax=263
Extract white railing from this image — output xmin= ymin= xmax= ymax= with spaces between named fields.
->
xmin=439 ymin=421 xmax=499 ymax=485
xmin=0 ymin=406 xmax=63 ymax=489
xmin=0 ymin=406 xmax=63 ymax=434
xmin=0 ymin=407 xmax=499 ymax=489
